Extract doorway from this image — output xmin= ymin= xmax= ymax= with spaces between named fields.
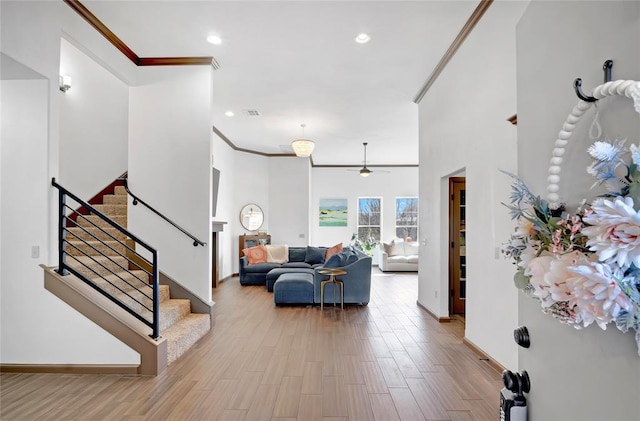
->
xmin=449 ymin=177 xmax=466 ymax=315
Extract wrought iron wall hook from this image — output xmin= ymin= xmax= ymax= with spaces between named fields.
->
xmin=574 ymin=59 xmax=613 ymax=102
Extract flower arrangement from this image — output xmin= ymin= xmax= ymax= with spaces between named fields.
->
xmin=502 ymin=139 xmax=640 ymax=355
xmin=350 ymin=232 xmax=378 ymax=256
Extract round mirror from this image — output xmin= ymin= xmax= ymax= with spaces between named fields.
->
xmin=239 ymin=203 xmax=264 ymax=231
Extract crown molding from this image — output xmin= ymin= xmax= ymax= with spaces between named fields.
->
xmin=413 ymin=0 xmax=493 ymax=103
xmin=212 ymin=126 xmax=417 ymax=167
xmin=64 ymin=0 xmax=214 ymax=67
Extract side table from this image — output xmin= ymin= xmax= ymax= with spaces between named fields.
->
xmin=318 ymin=268 xmax=347 ymax=310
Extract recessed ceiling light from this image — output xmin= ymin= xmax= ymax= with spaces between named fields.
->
xmin=354 ymin=33 xmax=371 ymax=44
xmin=224 ymin=111 xmax=234 ymax=117
xmin=207 ymin=35 xmax=222 ymax=45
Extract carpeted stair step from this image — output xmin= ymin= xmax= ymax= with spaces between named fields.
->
xmin=67 ymin=226 xmax=127 ymax=242
xmin=88 ymin=270 xmax=151 ymax=297
xmin=93 ymin=203 xmax=127 ymax=216
xmin=108 ymin=284 xmax=172 ymax=323
xmin=66 ymin=255 xmax=129 ymax=279
xmin=163 ymin=313 xmax=211 ymax=364
xmin=114 ymin=185 xmax=127 ymax=196
xmin=111 ymin=290 xmax=190 ymax=331
xmin=103 ymin=192 xmax=127 ymax=205
xmin=66 ymin=240 xmax=128 ymax=257
xmin=158 ymin=299 xmax=192 ymax=331
xmin=76 ymin=214 xmax=127 ymax=230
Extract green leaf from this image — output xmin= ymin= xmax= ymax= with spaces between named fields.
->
xmin=513 ymin=270 xmax=530 ymax=290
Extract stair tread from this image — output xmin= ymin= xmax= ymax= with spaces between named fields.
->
xmin=163 ymin=313 xmax=211 ymax=364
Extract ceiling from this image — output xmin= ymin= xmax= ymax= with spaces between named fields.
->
xmin=81 ymin=0 xmax=483 ymax=166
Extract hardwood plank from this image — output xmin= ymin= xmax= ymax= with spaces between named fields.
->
xmin=322 ymin=376 xmax=348 ymax=418
xmin=377 ymin=357 xmax=407 ymax=388
xmin=272 ymin=376 xmax=303 ymax=418
xmin=369 ymin=393 xmax=401 ymax=421
xmin=343 ymin=384 xmax=374 ymax=420
xmin=245 ymin=384 xmax=280 ymax=421
xmin=297 ymin=394 xmax=322 ymax=421
xmin=301 ymin=361 xmax=323 ymax=395
xmin=359 ymin=361 xmax=388 ymax=394
xmin=261 ymin=355 xmax=289 ymax=385
xmin=0 ymin=272 xmax=501 ymax=421
xmin=406 ymin=377 xmax=451 ymax=420
xmin=389 ymin=387 xmax=426 ymax=421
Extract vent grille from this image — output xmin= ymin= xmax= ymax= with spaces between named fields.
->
xmin=243 ymin=109 xmax=260 ymax=117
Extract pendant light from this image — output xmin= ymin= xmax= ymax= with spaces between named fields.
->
xmin=291 ymin=124 xmax=315 ymax=157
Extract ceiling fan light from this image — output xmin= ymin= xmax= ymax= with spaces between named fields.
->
xmin=291 ymin=138 xmax=315 ymax=157
xmin=360 ymin=168 xmax=371 ymax=177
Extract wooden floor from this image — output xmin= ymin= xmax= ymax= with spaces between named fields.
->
xmin=1 ymin=269 xmax=501 ymax=421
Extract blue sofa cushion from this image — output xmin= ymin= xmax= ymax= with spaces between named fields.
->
xmin=273 ymin=273 xmax=314 ymax=305
xmin=345 ymin=252 xmax=359 ymax=265
xmin=243 ymin=262 xmax=281 ymax=273
xmin=282 ymin=262 xmax=312 ymax=269
xmin=289 ymin=247 xmax=307 ymax=262
xmin=305 ymin=246 xmax=327 ymax=265
xmin=324 ymin=252 xmax=347 ymax=268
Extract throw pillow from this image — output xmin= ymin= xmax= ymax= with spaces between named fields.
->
xmin=324 ymin=252 xmax=347 ymax=268
xmin=382 ymin=241 xmax=396 ymax=256
xmin=266 ymin=244 xmax=289 ymax=263
xmin=305 ymin=246 xmax=326 ymax=265
xmin=325 ymin=243 xmax=343 ymax=260
xmin=345 ymin=252 xmax=359 ymax=265
xmin=242 ymin=245 xmax=268 ymax=265
xmin=288 ymin=247 xmax=306 ymax=262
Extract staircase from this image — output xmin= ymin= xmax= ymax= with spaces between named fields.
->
xmin=45 ymin=183 xmax=211 ymax=374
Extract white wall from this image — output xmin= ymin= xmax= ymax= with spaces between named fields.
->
xmin=417 ymin=1 xmax=528 ymax=370
xmin=1 ymin=1 xmax=139 ymax=365
xmin=1 ymin=77 xmax=138 ymax=364
xmin=59 ymin=37 xmax=128 ymax=198
xmin=310 ymin=167 xmax=419 ymax=254
xmin=517 ymin=2 xmax=640 ymax=420
xmin=269 ymin=157 xmax=311 ymax=247
xmin=128 ymin=66 xmax=213 ymax=303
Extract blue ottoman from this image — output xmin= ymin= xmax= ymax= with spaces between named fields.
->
xmin=266 ymin=268 xmax=315 ymax=292
xmin=273 ymin=273 xmax=314 ymax=305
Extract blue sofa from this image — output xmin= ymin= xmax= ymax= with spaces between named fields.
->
xmin=239 ymin=246 xmax=327 ymax=286
xmin=240 ymin=245 xmax=372 ymax=306
xmin=313 ymin=248 xmax=371 ymax=305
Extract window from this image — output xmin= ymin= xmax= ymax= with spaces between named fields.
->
xmin=395 ymin=197 xmax=418 ymax=240
xmin=357 ymin=197 xmax=382 ymax=243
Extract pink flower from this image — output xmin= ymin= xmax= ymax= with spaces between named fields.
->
xmin=582 ymin=197 xmax=640 ymax=269
xmin=567 ymin=262 xmax=633 ymax=329
xmin=526 ymin=251 xmax=591 ymax=308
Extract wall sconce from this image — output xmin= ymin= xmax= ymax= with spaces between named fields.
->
xmin=59 ymin=75 xmax=72 ymax=92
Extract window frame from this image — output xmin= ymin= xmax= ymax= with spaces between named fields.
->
xmin=357 ymin=196 xmax=383 ymax=243
xmin=395 ymin=197 xmax=419 ymax=240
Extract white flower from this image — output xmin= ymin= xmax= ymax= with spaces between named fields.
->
xmin=587 ymin=140 xmax=626 ymax=162
xmin=518 ymin=240 xmax=540 ymax=271
xmin=567 ymin=262 xmax=633 ymax=329
xmin=526 ymin=254 xmax=555 ymax=307
xmin=582 ymin=197 xmax=640 ymax=269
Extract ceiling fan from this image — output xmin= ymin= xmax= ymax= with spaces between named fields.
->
xmin=348 ymin=142 xmax=390 ymax=177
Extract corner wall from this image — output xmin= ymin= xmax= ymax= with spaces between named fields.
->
xmin=129 ymin=66 xmax=213 ymax=303
xmin=516 ymin=2 xmax=640 ymax=419
xmin=417 ymin=1 xmax=528 ymax=370
xmin=1 ymin=1 xmax=139 ymax=365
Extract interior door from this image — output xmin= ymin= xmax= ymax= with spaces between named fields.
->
xmin=449 ymin=177 xmax=466 ymax=315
